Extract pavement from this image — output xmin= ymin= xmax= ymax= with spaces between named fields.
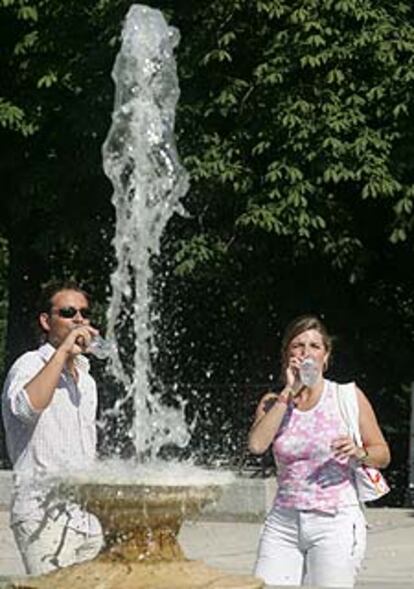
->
xmin=0 ymin=471 xmax=413 ymax=588
xmin=180 ymin=508 xmax=414 ymax=588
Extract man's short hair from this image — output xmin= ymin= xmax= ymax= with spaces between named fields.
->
xmin=38 ymin=280 xmax=91 ymax=315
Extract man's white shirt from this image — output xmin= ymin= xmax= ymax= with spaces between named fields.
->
xmin=2 ymin=342 xmax=100 ymax=533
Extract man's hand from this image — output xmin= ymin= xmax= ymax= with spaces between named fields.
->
xmin=60 ymin=325 xmax=99 ymax=357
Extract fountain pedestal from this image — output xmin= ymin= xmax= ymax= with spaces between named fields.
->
xmin=78 ymin=483 xmax=209 ymax=562
xmin=13 ymin=482 xmax=263 ymax=589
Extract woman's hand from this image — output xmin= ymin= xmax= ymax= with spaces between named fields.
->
xmin=331 ymin=435 xmax=360 ymax=460
xmin=285 ymin=356 xmax=301 ymax=390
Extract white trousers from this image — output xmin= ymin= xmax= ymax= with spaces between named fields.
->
xmin=12 ymin=513 xmax=104 ymax=576
xmin=254 ymin=505 xmax=366 ymax=588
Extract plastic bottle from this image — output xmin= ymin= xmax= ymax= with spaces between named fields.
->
xmin=87 ymin=335 xmax=114 ymax=360
xmin=299 ymin=357 xmax=319 ymax=387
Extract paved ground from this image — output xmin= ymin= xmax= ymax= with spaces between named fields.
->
xmin=1 ymin=506 xmax=413 ymax=588
xmin=181 ymin=508 xmax=414 ymax=588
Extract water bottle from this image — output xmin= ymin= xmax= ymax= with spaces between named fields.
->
xmin=299 ymin=357 xmax=319 ymax=387
xmin=87 ymin=335 xmax=114 ymax=360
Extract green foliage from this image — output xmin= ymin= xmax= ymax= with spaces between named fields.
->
xmin=173 ymin=0 xmax=414 ymax=278
xmin=0 ymin=0 xmax=126 ymax=283
xmin=175 ymin=235 xmax=227 ymax=276
xmin=0 ymin=0 xmax=130 ymax=362
xmin=0 ymin=98 xmax=36 ymax=135
xmin=1 ymin=0 xmax=414 ymax=497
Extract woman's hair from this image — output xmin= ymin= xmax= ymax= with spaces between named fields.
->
xmin=280 ymin=314 xmax=332 ymax=374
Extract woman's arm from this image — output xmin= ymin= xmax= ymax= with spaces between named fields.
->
xmin=248 ymin=387 xmax=291 ymax=455
xmin=356 ymin=387 xmax=391 ymax=469
xmin=333 ymin=386 xmax=391 ymax=468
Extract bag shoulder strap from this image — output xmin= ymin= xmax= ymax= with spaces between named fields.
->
xmin=336 ymin=381 xmax=363 ymax=446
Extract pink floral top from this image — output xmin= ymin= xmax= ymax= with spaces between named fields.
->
xmin=272 ymin=379 xmax=359 ymax=514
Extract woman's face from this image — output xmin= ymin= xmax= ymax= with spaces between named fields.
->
xmin=287 ymin=328 xmax=329 ymax=373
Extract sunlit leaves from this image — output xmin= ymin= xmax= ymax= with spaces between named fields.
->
xmin=201 ymin=49 xmax=232 ymax=66
xmin=174 ymin=235 xmax=227 ymax=276
xmin=36 ymin=71 xmax=58 ymax=88
xmin=3 ymin=0 xmax=414 ymax=281
xmin=17 ymin=4 xmax=37 ymax=21
xmin=176 ymin=0 xmax=414 ymax=276
xmin=0 ymin=98 xmax=36 ymax=135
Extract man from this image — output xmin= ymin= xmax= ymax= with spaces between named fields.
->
xmin=2 ymin=281 xmax=104 ymax=575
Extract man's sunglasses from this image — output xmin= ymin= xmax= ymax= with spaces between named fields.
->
xmin=54 ymin=306 xmax=92 ymax=320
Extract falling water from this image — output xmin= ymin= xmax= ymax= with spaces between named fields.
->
xmin=103 ymin=4 xmax=191 ymax=460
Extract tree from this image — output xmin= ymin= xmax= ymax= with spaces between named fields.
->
xmin=164 ymin=1 xmax=414 ymax=269
xmin=0 ymin=0 xmax=129 ymax=364
xmin=1 ymin=0 xmax=414 ymax=501
xmin=152 ymin=1 xmax=414 ymax=498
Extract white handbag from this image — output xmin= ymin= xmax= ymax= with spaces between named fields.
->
xmin=336 ymin=382 xmax=390 ymax=502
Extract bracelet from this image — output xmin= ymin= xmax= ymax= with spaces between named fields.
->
xmin=357 ymin=448 xmax=369 ymax=463
xmin=277 ymin=389 xmax=294 ymax=405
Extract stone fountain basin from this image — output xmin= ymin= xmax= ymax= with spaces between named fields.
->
xmin=63 ymin=481 xmax=220 ymax=535
xmin=14 ymin=477 xmax=263 ymax=588
xmin=55 ymin=479 xmax=222 ymax=562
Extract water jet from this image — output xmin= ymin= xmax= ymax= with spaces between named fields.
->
xmin=11 ymin=5 xmax=263 ymax=588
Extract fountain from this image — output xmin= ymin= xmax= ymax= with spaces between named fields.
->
xmin=11 ymin=5 xmax=263 ymax=588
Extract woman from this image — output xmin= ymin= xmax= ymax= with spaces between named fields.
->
xmin=248 ymin=315 xmax=390 ymax=588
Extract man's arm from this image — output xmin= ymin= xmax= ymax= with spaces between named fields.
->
xmin=24 ymin=325 xmax=96 ymax=411
xmin=24 ymin=347 xmax=70 ymax=411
